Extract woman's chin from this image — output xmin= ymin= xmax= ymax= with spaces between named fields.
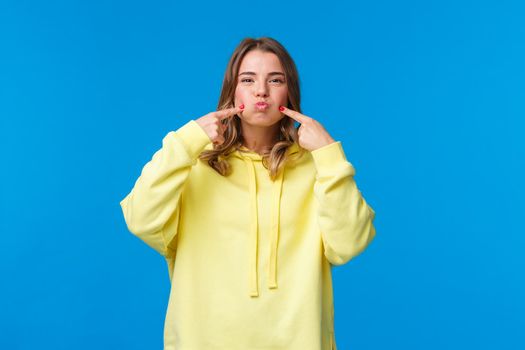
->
xmin=241 ymin=112 xmax=282 ymax=126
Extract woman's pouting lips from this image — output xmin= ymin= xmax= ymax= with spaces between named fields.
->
xmin=255 ymin=102 xmax=269 ymax=109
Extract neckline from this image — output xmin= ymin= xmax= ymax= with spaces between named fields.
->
xmin=239 ymin=145 xmax=263 ymax=155
xmin=232 ymin=142 xmax=301 ymax=161
xmin=238 ymin=145 xmax=264 ymax=160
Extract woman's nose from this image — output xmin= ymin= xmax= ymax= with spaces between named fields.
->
xmin=255 ymin=82 xmax=269 ymax=97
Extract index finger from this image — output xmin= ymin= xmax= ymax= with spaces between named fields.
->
xmin=215 ymin=106 xmax=243 ymax=120
xmin=279 ymin=106 xmax=308 ymax=123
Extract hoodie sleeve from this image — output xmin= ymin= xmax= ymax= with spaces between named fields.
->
xmin=311 ymin=141 xmax=376 ymax=266
xmin=119 ymin=120 xmax=211 ymax=257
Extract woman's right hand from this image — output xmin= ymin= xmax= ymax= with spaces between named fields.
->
xmin=195 ymin=105 xmax=244 ymax=145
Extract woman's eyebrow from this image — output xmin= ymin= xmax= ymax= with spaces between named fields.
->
xmin=238 ymin=71 xmax=285 ymax=77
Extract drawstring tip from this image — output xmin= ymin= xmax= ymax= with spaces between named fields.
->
xmin=250 ymin=273 xmax=259 ymax=297
xmin=268 ymin=275 xmax=278 ymax=289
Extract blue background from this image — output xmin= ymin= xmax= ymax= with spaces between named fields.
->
xmin=1 ymin=0 xmax=523 ymax=349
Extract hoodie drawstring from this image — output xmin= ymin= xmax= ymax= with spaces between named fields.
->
xmin=269 ymin=164 xmax=284 ymax=289
xmin=242 ymin=156 xmax=285 ymax=297
xmin=244 ymin=157 xmax=259 ymax=297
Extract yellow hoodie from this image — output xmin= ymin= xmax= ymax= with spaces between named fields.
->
xmin=119 ymin=119 xmax=376 ymax=350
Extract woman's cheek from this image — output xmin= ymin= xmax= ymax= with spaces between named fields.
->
xmin=235 ymin=91 xmax=246 ymax=106
xmin=275 ymin=89 xmax=288 ymax=106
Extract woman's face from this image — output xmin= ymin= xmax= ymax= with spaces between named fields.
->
xmin=234 ymin=50 xmax=288 ymax=127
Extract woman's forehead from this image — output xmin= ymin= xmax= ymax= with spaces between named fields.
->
xmin=239 ymin=50 xmax=283 ymax=72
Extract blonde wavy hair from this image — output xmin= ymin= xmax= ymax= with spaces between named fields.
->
xmin=198 ymin=37 xmax=306 ymax=181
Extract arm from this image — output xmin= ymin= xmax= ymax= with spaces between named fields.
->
xmin=311 ymin=141 xmax=376 ymax=266
xmin=119 ymin=120 xmax=211 ymax=257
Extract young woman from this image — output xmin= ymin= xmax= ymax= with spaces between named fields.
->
xmin=120 ymin=36 xmax=376 ymax=350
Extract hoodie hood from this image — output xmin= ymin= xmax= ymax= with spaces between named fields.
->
xmin=230 ymin=142 xmax=301 ymax=297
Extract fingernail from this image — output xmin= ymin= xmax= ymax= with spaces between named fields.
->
xmin=279 ymin=106 xmax=285 ymax=111
xmin=239 ymin=104 xmax=244 ymax=109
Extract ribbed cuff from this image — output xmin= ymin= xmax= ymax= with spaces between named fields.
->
xmin=170 ymin=119 xmax=212 ymax=158
xmin=311 ymin=141 xmax=353 ymax=171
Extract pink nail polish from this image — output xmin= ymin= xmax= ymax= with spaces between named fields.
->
xmin=279 ymin=106 xmax=285 ymax=111
xmin=240 ymin=104 xmax=244 ymax=109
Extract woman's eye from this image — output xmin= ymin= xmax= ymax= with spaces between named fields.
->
xmin=240 ymin=78 xmax=285 ymax=83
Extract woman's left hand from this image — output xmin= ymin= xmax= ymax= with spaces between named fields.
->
xmin=279 ymin=106 xmax=336 ymax=152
